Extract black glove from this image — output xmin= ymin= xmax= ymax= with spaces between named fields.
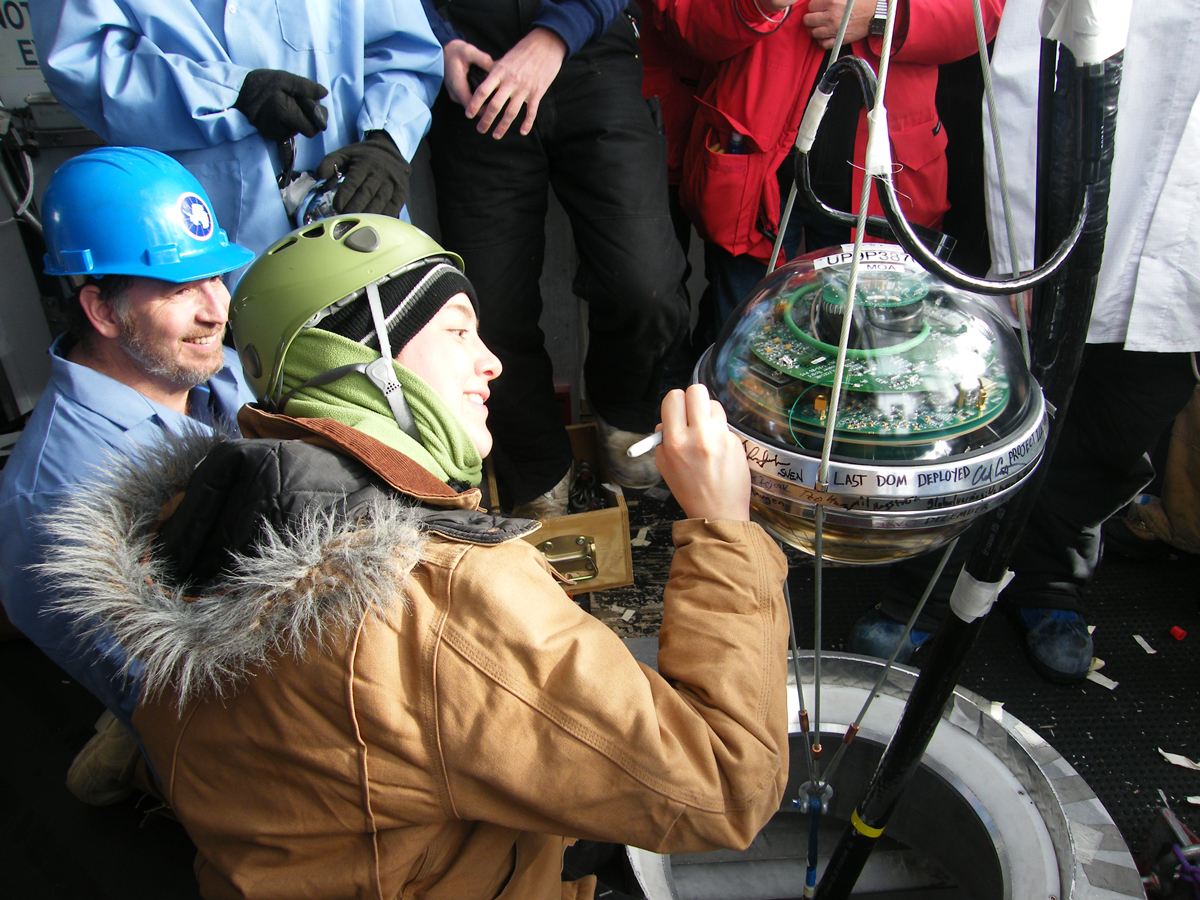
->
xmin=315 ymin=131 xmax=411 ymax=217
xmin=234 ymin=69 xmax=329 ymax=142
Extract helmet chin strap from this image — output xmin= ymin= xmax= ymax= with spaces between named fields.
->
xmin=363 ymin=281 xmax=419 ymax=439
xmin=275 ymin=280 xmax=420 ymax=440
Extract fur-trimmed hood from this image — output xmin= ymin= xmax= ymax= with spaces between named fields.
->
xmin=36 ymin=429 xmax=430 ymax=706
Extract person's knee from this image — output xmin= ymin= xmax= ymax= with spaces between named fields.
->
xmin=580 ymin=267 xmax=687 ymax=341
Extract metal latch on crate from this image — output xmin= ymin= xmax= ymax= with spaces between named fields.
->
xmin=537 ymin=534 xmax=598 ymax=583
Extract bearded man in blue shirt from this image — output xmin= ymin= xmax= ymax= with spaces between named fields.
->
xmin=0 ymin=148 xmax=256 ymax=801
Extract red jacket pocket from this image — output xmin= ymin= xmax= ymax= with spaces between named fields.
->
xmin=887 ymin=115 xmax=950 ymax=228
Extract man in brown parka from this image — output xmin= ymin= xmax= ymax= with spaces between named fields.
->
xmin=38 ymin=215 xmax=791 ymax=900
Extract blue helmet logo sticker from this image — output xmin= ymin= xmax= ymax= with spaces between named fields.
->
xmin=178 ymin=192 xmax=214 ymax=241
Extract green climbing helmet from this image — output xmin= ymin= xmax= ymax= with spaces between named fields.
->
xmin=230 ymin=214 xmax=464 ymax=406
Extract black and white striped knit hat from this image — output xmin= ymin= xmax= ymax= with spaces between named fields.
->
xmin=314 ymin=258 xmax=477 ymax=354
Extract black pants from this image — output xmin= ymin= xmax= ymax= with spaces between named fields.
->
xmin=429 ymin=19 xmax=688 ymax=502
xmin=880 ymin=344 xmax=1197 ymax=628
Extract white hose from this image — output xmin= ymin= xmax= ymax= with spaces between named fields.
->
xmin=0 ymin=149 xmax=41 ymax=232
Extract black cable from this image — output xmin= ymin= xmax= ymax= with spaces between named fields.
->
xmin=791 ymin=57 xmax=958 ymax=262
xmin=814 ymin=45 xmax=1124 ymax=900
xmin=792 ymin=55 xmax=1092 ymax=294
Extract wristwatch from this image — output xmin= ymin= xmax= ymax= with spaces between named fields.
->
xmin=868 ymin=0 xmax=888 ymax=36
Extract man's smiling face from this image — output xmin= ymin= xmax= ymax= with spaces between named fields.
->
xmin=115 ymin=275 xmax=231 ymax=390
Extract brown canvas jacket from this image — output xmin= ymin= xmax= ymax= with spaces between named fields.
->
xmin=39 ymin=407 xmax=791 ymax=900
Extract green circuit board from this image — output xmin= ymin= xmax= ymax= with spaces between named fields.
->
xmin=739 ymin=287 xmax=1011 ymax=443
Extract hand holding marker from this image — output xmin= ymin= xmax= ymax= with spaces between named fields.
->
xmin=627 ymin=426 xmax=737 ymax=458
xmin=626 ymin=431 xmax=664 ymax=458
xmin=627 ymin=384 xmax=738 ymax=458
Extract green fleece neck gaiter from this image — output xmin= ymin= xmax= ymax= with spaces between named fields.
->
xmin=280 ymin=330 xmax=483 ymax=487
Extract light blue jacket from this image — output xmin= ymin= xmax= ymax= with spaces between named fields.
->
xmin=32 ymin=0 xmax=443 ymax=268
xmin=0 ymin=337 xmax=255 ymax=727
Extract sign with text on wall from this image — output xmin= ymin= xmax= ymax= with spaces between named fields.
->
xmin=0 ymin=0 xmax=49 ymax=109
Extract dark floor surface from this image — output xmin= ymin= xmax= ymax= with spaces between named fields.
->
xmin=2 ymin=487 xmax=1197 ymax=898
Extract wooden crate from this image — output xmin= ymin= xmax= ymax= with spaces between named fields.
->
xmin=486 ymin=423 xmax=633 ymax=596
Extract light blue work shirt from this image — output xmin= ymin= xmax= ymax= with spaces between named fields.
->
xmin=0 ymin=335 xmax=255 ymax=728
xmin=31 ymin=0 xmax=443 ymax=271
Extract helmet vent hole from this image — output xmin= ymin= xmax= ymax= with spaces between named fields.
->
xmin=269 ymin=238 xmax=298 ymax=255
xmin=302 ymin=224 xmax=326 ymax=238
xmin=332 ymin=219 xmax=359 ymax=240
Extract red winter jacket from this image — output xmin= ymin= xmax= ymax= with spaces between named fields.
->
xmin=650 ymin=0 xmax=1004 ymax=261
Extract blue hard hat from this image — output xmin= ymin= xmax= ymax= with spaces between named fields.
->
xmin=42 ymin=147 xmax=255 ymax=282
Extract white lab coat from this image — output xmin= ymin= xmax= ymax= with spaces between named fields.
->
xmin=983 ymin=0 xmax=1200 ymax=352
xmin=32 ymin=0 xmax=443 ymax=269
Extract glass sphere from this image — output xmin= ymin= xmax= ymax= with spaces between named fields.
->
xmin=699 ymin=244 xmax=1046 ymax=564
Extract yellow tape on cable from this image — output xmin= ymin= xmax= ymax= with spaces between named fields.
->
xmin=851 ymin=809 xmax=884 ymax=838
